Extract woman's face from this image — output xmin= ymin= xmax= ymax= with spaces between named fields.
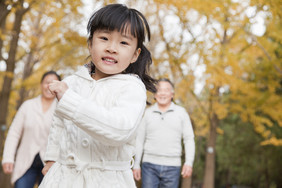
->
xmin=41 ymin=74 xmax=59 ymax=100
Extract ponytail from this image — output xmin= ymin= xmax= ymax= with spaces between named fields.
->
xmin=124 ymin=45 xmax=156 ymax=93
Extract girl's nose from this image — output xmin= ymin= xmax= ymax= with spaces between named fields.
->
xmin=106 ymin=42 xmax=117 ymax=53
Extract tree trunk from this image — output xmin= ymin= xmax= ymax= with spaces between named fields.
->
xmin=17 ymin=6 xmax=42 ymax=109
xmin=0 ymin=173 xmax=12 ymax=188
xmin=0 ymin=1 xmax=10 ymax=61
xmin=0 ymin=0 xmax=27 ymax=186
xmin=0 ymin=0 xmax=26 ymax=142
xmin=17 ymin=52 xmax=35 ymax=109
xmin=202 ymin=112 xmax=218 ymax=188
xmin=181 ymin=176 xmax=192 ymax=188
xmin=0 ymin=1 xmax=9 ymax=24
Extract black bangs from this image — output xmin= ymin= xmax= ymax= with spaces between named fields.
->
xmin=87 ymin=4 xmax=150 ymax=47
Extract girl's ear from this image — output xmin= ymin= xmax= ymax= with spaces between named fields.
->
xmin=131 ymin=48 xmax=141 ymax=64
xmin=88 ymin=42 xmax=92 ymax=51
xmin=87 ymin=39 xmax=93 ymax=51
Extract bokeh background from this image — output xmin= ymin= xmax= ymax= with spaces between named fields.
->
xmin=0 ymin=0 xmax=281 ymax=187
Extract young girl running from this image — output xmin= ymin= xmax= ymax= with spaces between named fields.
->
xmin=39 ymin=4 xmax=155 ymax=188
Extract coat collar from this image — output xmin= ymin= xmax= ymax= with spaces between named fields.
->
xmin=73 ymin=63 xmax=145 ymax=89
xmin=152 ymin=102 xmax=175 ymax=113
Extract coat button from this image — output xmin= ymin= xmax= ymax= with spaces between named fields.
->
xmin=81 ymin=138 xmax=89 ymax=147
xmin=67 ymin=153 xmax=75 ymax=163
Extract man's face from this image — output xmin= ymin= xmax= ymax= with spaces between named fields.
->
xmin=154 ymin=81 xmax=174 ymax=106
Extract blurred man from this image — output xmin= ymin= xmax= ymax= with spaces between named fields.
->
xmin=133 ymin=78 xmax=195 ymax=188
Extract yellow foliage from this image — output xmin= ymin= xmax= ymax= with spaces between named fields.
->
xmin=148 ymin=0 xmax=282 ymax=147
xmin=240 ymin=113 xmax=248 ymax=123
xmin=195 ymin=125 xmax=209 ymax=137
xmin=262 ymin=130 xmax=271 ymax=139
xmin=1 ymin=0 xmax=281 ymax=150
xmin=254 ymin=123 xmax=265 ymax=135
xmin=3 ymin=71 xmax=14 ymax=78
xmin=193 ymin=114 xmax=208 ymax=128
xmin=213 ymin=102 xmax=228 ymax=120
xmin=216 ymin=127 xmax=224 ymax=135
xmin=7 ymin=90 xmax=20 ymax=125
xmin=230 ymin=103 xmax=244 ymax=114
xmin=261 ymin=137 xmax=282 ymax=146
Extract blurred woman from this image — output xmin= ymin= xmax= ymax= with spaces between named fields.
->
xmin=2 ymin=70 xmax=61 ymax=188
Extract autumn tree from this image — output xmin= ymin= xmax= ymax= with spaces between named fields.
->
xmin=0 ymin=0 xmax=86 ymax=186
xmin=0 ymin=1 xmax=31 ymax=185
xmin=144 ymin=0 xmax=282 ymax=187
xmin=216 ymin=115 xmax=282 ymax=187
xmin=1 ymin=0 xmax=281 ymax=187
xmin=185 ymin=0 xmax=282 ymax=186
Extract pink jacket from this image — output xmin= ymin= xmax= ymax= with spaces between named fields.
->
xmin=2 ymin=96 xmax=56 ymax=184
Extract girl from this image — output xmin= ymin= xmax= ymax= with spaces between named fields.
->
xmin=2 ymin=71 xmax=61 ymax=188
xmin=39 ymin=4 xmax=155 ymax=188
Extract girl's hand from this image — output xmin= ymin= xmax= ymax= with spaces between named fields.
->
xmin=42 ymin=161 xmax=55 ymax=175
xmin=2 ymin=163 xmax=14 ymax=174
xmin=48 ymin=80 xmax=68 ymax=101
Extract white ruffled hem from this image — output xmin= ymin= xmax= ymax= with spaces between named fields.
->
xmin=39 ymin=162 xmax=136 ymax=188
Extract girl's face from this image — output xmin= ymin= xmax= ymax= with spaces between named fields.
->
xmin=88 ymin=28 xmax=140 ymax=80
xmin=41 ymin=74 xmax=59 ymax=100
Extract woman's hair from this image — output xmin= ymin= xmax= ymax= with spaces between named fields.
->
xmin=87 ymin=4 xmax=156 ymax=93
xmin=41 ymin=70 xmax=61 ymax=83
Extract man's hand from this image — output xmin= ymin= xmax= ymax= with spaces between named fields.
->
xmin=2 ymin=163 xmax=14 ymax=174
xmin=42 ymin=161 xmax=55 ymax=175
xmin=181 ymin=165 xmax=192 ymax=178
xmin=48 ymin=80 xmax=68 ymax=101
xmin=133 ymin=168 xmax=141 ymax=181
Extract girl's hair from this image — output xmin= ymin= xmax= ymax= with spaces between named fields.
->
xmin=41 ymin=70 xmax=61 ymax=83
xmin=87 ymin=4 xmax=156 ymax=93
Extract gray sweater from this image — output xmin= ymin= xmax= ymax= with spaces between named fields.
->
xmin=134 ymin=103 xmax=195 ymax=168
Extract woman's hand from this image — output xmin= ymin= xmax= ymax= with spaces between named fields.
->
xmin=48 ymin=80 xmax=68 ymax=101
xmin=2 ymin=163 xmax=14 ymax=174
xmin=133 ymin=168 xmax=141 ymax=181
xmin=42 ymin=161 xmax=55 ymax=175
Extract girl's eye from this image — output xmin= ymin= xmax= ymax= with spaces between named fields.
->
xmin=100 ymin=37 xmax=108 ymax=41
xmin=121 ymin=41 xmax=128 ymax=45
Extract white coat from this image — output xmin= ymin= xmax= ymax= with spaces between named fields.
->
xmin=39 ymin=66 xmax=147 ymax=188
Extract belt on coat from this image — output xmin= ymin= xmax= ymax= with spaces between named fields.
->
xmin=57 ymin=154 xmax=134 ymax=171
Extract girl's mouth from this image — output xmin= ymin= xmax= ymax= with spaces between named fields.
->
xmin=102 ymin=57 xmax=117 ymax=64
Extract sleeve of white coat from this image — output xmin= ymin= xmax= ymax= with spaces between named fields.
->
xmin=133 ymin=113 xmax=147 ymax=169
xmin=44 ymin=112 xmax=64 ymax=162
xmin=2 ymin=102 xmax=27 ymax=164
xmin=182 ymin=108 xmax=195 ymax=167
xmin=55 ymin=81 xmax=147 ymax=146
